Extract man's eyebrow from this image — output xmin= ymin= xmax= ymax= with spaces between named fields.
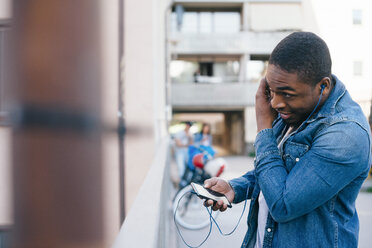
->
xmin=276 ymin=86 xmax=296 ymax=91
xmin=265 ymin=79 xmax=296 ymax=92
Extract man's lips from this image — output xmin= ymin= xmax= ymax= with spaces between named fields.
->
xmin=279 ymin=112 xmax=292 ymax=120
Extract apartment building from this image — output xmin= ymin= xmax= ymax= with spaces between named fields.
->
xmin=169 ymin=0 xmax=372 ymax=155
xmin=169 ymin=0 xmax=301 ymax=154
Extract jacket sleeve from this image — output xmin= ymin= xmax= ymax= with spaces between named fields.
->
xmin=255 ymin=122 xmax=371 ymax=223
xmin=228 ymin=170 xmax=256 ymax=204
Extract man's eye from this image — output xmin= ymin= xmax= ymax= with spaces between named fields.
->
xmin=283 ymin=93 xmax=293 ymax=98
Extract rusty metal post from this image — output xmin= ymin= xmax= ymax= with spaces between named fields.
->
xmin=11 ymin=1 xmax=104 ymax=247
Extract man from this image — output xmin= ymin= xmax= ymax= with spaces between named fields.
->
xmin=204 ymin=32 xmax=371 ymax=248
xmin=174 ymin=121 xmax=193 ymax=179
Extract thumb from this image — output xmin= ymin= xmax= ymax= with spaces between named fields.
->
xmin=204 ymin=177 xmax=218 ymax=188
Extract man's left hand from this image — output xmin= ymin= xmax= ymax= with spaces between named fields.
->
xmin=255 ymin=78 xmax=277 ymax=132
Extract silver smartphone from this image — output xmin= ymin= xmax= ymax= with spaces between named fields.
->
xmin=191 ymin=182 xmax=232 ymax=208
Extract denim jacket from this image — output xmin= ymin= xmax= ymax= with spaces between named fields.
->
xmin=229 ymin=75 xmax=372 ymax=248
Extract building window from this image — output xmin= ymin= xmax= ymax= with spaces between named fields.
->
xmin=214 ymin=12 xmax=240 ymax=33
xmin=353 ymin=61 xmax=363 ymax=76
xmin=246 ymin=55 xmax=270 ymax=83
xmin=199 ymin=62 xmax=213 ymax=76
xmin=170 ymin=56 xmax=240 ymax=84
xmin=182 ymin=12 xmax=198 ymax=33
xmin=171 ymin=8 xmax=241 ymax=34
xmin=352 ymin=9 xmax=362 ymax=25
xmin=199 ymin=12 xmax=213 ymax=34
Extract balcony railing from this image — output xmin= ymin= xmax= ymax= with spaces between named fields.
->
xmin=169 ymin=31 xmax=292 ymax=54
xmin=171 ymin=82 xmax=258 ymax=110
xmin=112 ymin=138 xmax=176 ymax=248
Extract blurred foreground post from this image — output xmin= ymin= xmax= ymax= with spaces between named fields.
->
xmin=11 ymin=0 xmax=104 ymax=247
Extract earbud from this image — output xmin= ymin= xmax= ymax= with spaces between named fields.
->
xmin=320 ymin=84 xmax=326 ymax=96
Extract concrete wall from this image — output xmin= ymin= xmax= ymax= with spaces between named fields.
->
xmin=0 ymin=0 xmax=11 ymax=20
xmin=99 ymin=0 xmax=121 ymax=246
xmin=124 ymin=0 xmax=171 ymax=213
xmin=244 ymin=106 xmax=256 ymax=152
xmin=112 ymin=139 xmax=176 ymax=248
xmin=170 ymin=31 xmax=292 ymax=54
xmin=0 ymin=128 xmax=12 ymax=227
xmin=172 ymin=82 xmax=258 ymax=109
xmin=0 ymin=0 xmax=11 ymax=230
xmin=226 ymin=112 xmax=244 ymax=154
xmin=100 ymin=1 xmax=172 ymax=244
xmin=249 ymin=2 xmax=303 ymax=31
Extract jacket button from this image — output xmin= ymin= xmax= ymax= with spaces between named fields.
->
xmin=295 ymin=158 xmax=300 ymax=162
xmin=267 ymin=228 xmax=272 ymax=233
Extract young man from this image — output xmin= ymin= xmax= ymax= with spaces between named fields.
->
xmin=204 ymin=32 xmax=371 ymax=247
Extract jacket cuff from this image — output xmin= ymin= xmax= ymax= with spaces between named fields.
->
xmin=228 ymin=178 xmax=248 ymax=204
xmin=254 ymin=128 xmax=280 ymax=164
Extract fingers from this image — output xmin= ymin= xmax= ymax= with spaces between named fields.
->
xmin=220 ymin=204 xmax=228 ymax=212
xmin=204 ymin=177 xmax=218 ymax=188
xmin=204 ymin=199 xmax=227 ymax=212
xmin=257 ymin=78 xmax=269 ymax=99
xmin=203 ymin=178 xmax=231 ymax=212
xmin=204 ymin=199 xmax=214 ymax=208
xmin=257 ymin=78 xmax=266 ymax=91
xmin=211 ymin=200 xmax=221 ymax=211
xmin=259 ymin=77 xmax=266 ymax=87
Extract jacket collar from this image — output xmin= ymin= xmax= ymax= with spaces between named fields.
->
xmin=306 ymin=74 xmax=346 ymax=122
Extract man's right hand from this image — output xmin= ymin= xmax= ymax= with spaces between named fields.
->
xmin=203 ymin=177 xmax=235 ymax=212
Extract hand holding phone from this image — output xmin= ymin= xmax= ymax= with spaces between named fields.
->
xmin=191 ymin=182 xmax=232 ymax=208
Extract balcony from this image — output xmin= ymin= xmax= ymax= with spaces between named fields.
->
xmin=171 ymin=82 xmax=258 ymax=110
xmin=169 ymin=31 xmax=292 ymax=55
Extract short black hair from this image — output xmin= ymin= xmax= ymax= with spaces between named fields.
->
xmin=269 ymin=32 xmax=332 ymax=86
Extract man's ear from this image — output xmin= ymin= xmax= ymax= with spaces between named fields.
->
xmin=318 ymin=77 xmax=331 ymax=96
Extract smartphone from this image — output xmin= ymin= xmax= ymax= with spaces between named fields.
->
xmin=191 ymin=182 xmax=232 ymax=208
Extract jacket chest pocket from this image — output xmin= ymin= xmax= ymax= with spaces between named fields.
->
xmin=282 ymin=141 xmax=309 ymax=172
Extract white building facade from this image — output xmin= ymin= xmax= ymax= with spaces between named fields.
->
xmin=169 ymin=0 xmax=372 ymax=154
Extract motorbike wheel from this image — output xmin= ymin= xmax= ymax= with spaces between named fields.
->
xmin=173 ymin=184 xmax=219 ymax=230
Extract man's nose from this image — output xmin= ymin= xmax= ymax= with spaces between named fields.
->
xmin=270 ymin=93 xmax=286 ymax=110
